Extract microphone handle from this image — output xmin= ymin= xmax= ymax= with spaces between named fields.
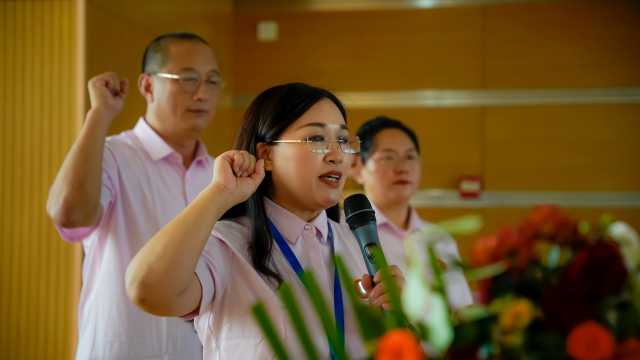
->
xmin=353 ymin=223 xmax=388 ymax=276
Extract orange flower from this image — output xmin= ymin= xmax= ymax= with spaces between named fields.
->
xmin=498 ymin=299 xmax=536 ymax=333
xmin=617 ymin=338 xmax=640 ymax=360
xmin=375 ymin=329 xmax=426 ymax=360
xmin=566 ymin=321 xmax=615 ymax=360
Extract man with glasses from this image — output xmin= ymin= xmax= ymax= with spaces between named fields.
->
xmin=350 ymin=116 xmax=473 ymax=309
xmin=47 ymin=32 xmax=221 ymax=359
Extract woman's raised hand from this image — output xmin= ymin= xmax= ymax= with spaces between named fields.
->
xmin=211 ymin=150 xmax=265 ymax=206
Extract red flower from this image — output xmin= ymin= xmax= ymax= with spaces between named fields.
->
xmin=496 ymin=226 xmax=534 ymax=268
xmin=617 ymin=338 xmax=640 ymax=360
xmin=376 ymin=329 xmax=426 ymax=360
xmin=470 ymin=234 xmax=499 ymax=266
xmin=564 ymin=241 xmax=628 ymax=300
xmin=520 ymin=205 xmax=578 ymax=245
xmin=566 ymin=321 xmax=616 ymax=360
xmin=470 ymin=226 xmax=534 ymax=268
xmin=542 ymin=241 xmax=628 ymax=331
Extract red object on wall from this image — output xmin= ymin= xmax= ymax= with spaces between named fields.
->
xmin=458 ymin=175 xmax=483 ymax=199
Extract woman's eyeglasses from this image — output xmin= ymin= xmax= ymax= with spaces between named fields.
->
xmin=269 ymin=135 xmax=361 ymax=155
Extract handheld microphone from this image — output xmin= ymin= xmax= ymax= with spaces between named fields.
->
xmin=344 ymin=193 xmax=388 ymax=277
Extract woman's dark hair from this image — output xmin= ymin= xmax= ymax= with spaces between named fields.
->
xmin=356 ymin=115 xmax=420 ymax=163
xmin=222 ymin=83 xmax=347 ymax=285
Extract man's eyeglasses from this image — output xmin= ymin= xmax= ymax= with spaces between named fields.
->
xmin=269 ymin=135 xmax=361 ymax=155
xmin=151 ymin=71 xmax=225 ymax=94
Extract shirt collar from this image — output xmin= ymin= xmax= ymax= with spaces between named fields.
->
xmin=193 ymin=140 xmax=211 ymax=165
xmin=264 ymin=197 xmax=329 ymax=245
xmin=133 ymin=117 xmax=211 ymax=165
xmin=372 ymin=202 xmax=424 ymax=235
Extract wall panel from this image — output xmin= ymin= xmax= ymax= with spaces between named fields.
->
xmin=484 ymin=105 xmax=640 ymax=191
xmin=0 ymin=1 xmax=80 ymax=359
xmin=233 ymin=8 xmax=486 ymax=92
xmin=485 ymin=0 xmax=640 ymax=88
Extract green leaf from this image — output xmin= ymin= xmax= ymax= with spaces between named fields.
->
xmin=300 ymin=271 xmax=350 ymax=360
xmin=455 ymin=305 xmax=492 ymax=323
xmin=464 ymin=261 xmax=509 ymax=282
xmin=251 ymin=303 xmax=290 ymax=360
xmin=435 ymin=214 xmax=484 ymax=236
xmin=277 ymin=283 xmax=321 ymax=360
xmin=546 ymin=244 xmax=561 ymax=269
xmin=427 ymin=244 xmax=446 ymax=297
xmin=370 ymin=246 xmax=407 ymax=328
xmin=335 ymin=256 xmax=387 ymax=343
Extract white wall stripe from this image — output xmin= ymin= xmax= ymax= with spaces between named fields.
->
xmin=409 ymin=190 xmax=640 ymax=209
xmin=236 ymin=0 xmax=553 ymax=12
xmin=233 ymin=88 xmax=640 ymax=109
xmin=345 ymin=190 xmax=640 ymax=208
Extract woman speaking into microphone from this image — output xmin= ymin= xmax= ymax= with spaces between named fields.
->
xmin=125 ymin=83 xmax=404 ymax=359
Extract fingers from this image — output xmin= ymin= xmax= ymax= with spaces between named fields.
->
xmin=98 ymin=72 xmax=124 ymax=96
xmin=353 ymin=279 xmax=367 ymax=298
xmin=373 ymin=265 xmax=404 ymax=286
xmin=361 ymin=274 xmax=374 ymax=293
xmin=220 ymin=150 xmax=261 ymax=179
xmin=231 ymin=151 xmax=257 ymax=177
xmin=250 ymin=159 xmax=266 ymax=182
xmin=368 ymin=283 xmax=387 ymax=302
xmin=231 ymin=152 xmax=245 ymax=176
xmin=88 ymin=72 xmax=127 ymax=101
xmin=365 ymin=266 xmax=406 ymax=309
xmin=118 ymin=79 xmax=129 ymax=99
xmin=87 ymin=72 xmax=129 ymax=120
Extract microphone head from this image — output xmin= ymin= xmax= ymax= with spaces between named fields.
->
xmin=344 ymin=193 xmax=376 ymax=230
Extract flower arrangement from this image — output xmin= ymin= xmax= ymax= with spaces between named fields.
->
xmin=250 ymin=206 xmax=640 ymax=360
xmin=455 ymin=205 xmax=640 ymax=359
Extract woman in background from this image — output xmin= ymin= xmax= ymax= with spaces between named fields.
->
xmin=351 ymin=116 xmax=472 ymax=308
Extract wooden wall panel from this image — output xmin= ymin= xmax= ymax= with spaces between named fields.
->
xmin=485 ymin=0 xmax=640 ymax=88
xmin=485 ymin=105 xmax=640 ymax=191
xmin=0 ymin=1 xmax=79 ymax=359
xmin=233 ymin=8 xmax=485 ymax=92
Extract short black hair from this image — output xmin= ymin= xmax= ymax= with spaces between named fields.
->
xmin=356 ymin=115 xmax=420 ymax=162
xmin=141 ymin=32 xmax=209 ymax=73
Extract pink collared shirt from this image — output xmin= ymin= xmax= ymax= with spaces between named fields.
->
xmin=373 ymin=204 xmax=473 ymax=309
xmin=193 ymin=198 xmax=368 ymax=359
xmin=56 ymin=118 xmax=212 ymax=360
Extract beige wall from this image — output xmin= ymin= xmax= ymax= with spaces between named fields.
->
xmin=0 ymin=1 xmax=80 ymax=359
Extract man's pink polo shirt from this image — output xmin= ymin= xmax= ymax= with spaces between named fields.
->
xmin=57 ymin=118 xmax=212 ymax=360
